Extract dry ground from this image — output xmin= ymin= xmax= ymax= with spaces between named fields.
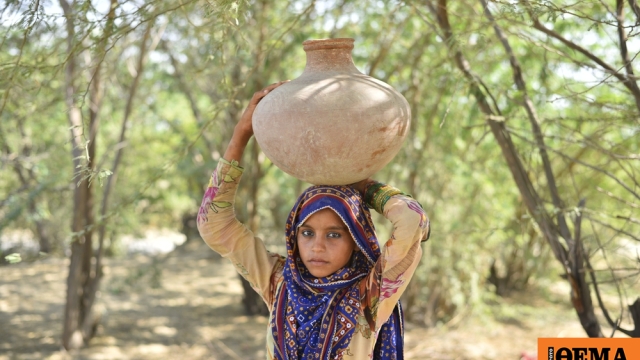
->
xmin=1 ymin=242 xmax=592 ymax=360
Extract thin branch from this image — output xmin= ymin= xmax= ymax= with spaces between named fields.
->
xmin=523 ymin=0 xmax=640 ymax=112
xmin=588 ymin=271 xmax=640 ymax=284
xmin=0 ymin=0 xmax=41 ymax=119
xmin=160 ymin=39 xmax=214 ymax=151
xmin=590 ymin=267 xmax=640 ymax=272
xmin=98 ymin=17 xmax=154 ymax=246
xmin=481 ymin=0 xmax=574 ymax=243
xmin=507 ymin=128 xmax=640 ymax=202
xmin=525 ymin=122 xmax=640 ymax=193
xmin=588 ymin=216 xmax=640 ymax=242
xmin=629 ymin=0 xmax=640 ymax=22
xmin=597 ymin=187 xmax=640 ymax=209
xmin=617 ymin=0 xmax=640 ymax=97
xmin=585 ymin=249 xmax=635 ymax=336
xmin=615 ymin=215 xmax=640 ymax=225
xmin=367 ymin=3 xmax=405 ymax=76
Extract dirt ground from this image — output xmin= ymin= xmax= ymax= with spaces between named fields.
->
xmin=1 ymin=242 xmax=591 ymax=360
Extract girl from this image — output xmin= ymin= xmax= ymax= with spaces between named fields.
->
xmin=197 ymin=82 xmax=430 ymax=360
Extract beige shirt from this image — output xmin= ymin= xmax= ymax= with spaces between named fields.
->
xmin=197 ymin=159 xmax=430 ymax=359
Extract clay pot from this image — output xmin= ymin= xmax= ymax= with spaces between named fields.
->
xmin=253 ymin=38 xmax=411 ymax=185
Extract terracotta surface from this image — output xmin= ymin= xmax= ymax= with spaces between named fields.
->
xmin=253 ymin=38 xmax=411 ymax=185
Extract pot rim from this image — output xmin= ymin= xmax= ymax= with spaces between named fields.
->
xmin=302 ymin=38 xmax=354 ymax=52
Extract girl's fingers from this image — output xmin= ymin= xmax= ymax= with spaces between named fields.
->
xmin=264 ymin=80 xmax=290 ymax=91
xmin=250 ymin=80 xmax=290 ymax=104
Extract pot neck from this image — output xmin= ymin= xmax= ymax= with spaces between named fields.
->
xmin=302 ymin=38 xmax=360 ymax=74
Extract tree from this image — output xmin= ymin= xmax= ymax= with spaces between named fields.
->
xmin=413 ymin=0 xmax=639 ymax=336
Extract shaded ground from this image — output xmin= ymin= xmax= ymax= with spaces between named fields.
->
xmin=1 ymin=242 xmax=590 ymax=360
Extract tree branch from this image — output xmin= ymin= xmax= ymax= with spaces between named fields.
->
xmin=616 ymin=0 xmax=640 ymax=98
xmin=160 ymin=40 xmax=214 ymax=152
xmin=78 ymin=0 xmax=118 ymax=338
xmin=97 ymin=17 xmax=154 ymax=249
xmin=0 ymin=0 xmax=40 ymax=119
xmin=628 ymin=0 xmax=640 ymax=23
xmin=585 ymin=251 xmax=635 ymax=336
xmin=481 ymin=0 xmax=573 ymax=244
xmin=523 ymin=1 xmax=640 ymax=113
xmin=506 ymin=129 xmax=640 ymax=202
xmin=588 ymin=216 xmax=640 ymax=242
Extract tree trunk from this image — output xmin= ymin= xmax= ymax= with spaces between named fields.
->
xmin=239 ymin=273 xmax=269 ymax=316
xmin=59 ymin=0 xmax=115 ymax=348
xmin=31 ymin=204 xmax=51 ymax=254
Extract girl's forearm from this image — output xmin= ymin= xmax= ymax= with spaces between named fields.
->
xmin=223 ymin=127 xmax=252 ymax=163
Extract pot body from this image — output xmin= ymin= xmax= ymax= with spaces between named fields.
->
xmin=253 ymin=38 xmax=411 ymax=185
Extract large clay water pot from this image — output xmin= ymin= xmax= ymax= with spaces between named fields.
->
xmin=253 ymin=38 xmax=411 ymax=185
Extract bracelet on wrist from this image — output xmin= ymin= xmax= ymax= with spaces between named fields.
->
xmin=364 ymin=181 xmax=406 ymax=213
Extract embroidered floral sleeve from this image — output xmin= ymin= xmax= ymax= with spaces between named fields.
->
xmin=196 ymin=158 xmax=285 ymax=308
xmin=197 ymin=159 xmax=238 ymax=226
xmin=360 ymin=193 xmax=430 ymax=331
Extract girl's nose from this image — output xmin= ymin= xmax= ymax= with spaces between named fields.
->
xmin=311 ymin=237 xmax=326 ymax=251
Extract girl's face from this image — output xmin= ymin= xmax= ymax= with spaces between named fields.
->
xmin=296 ymin=208 xmax=356 ymax=278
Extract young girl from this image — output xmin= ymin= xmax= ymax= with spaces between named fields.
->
xmin=197 ymin=82 xmax=430 ymax=360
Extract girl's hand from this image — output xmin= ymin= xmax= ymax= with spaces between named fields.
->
xmin=350 ymin=178 xmax=373 ymax=198
xmin=236 ymin=80 xmax=289 ymax=139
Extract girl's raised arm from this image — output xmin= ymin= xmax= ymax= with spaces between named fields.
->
xmin=355 ymin=181 xmax=430 ymax=332
xmin=197 ymin=81 xmax=288 ymax=306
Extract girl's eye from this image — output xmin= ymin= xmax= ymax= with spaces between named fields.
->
xmin=327 ymin=232 xmax=342 ymax=239
xmin=301 ymin=229 xmax=314 ymax=237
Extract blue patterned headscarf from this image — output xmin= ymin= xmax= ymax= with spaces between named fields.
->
xmin=270 ymin=185 xmax=404 ymax=360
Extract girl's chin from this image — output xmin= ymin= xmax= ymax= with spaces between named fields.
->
xmin=305 ymin=266 xmax=337 ymax=278
xmin=310 ymin=272 xmax=333 ymax=278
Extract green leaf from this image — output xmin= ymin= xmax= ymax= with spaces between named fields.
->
xmin=212 ymin=201 xmax=232 ymax=208
xmin=5 ymin=253 xmax=22 ymax=264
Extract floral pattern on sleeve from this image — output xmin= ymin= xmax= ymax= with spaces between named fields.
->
xmin=380 ymin=271 xmax=406 ymax=301
xmin=197 ymin=170 xmax=221 ymax=226
xmin=398 ymin=197 xmax=430 ymax=240
xmin=197 ymin=160 xmax=242 ymax=226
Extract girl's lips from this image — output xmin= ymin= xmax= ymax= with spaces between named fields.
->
xmin=308 ymin=259 xmax=328 ymax=265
